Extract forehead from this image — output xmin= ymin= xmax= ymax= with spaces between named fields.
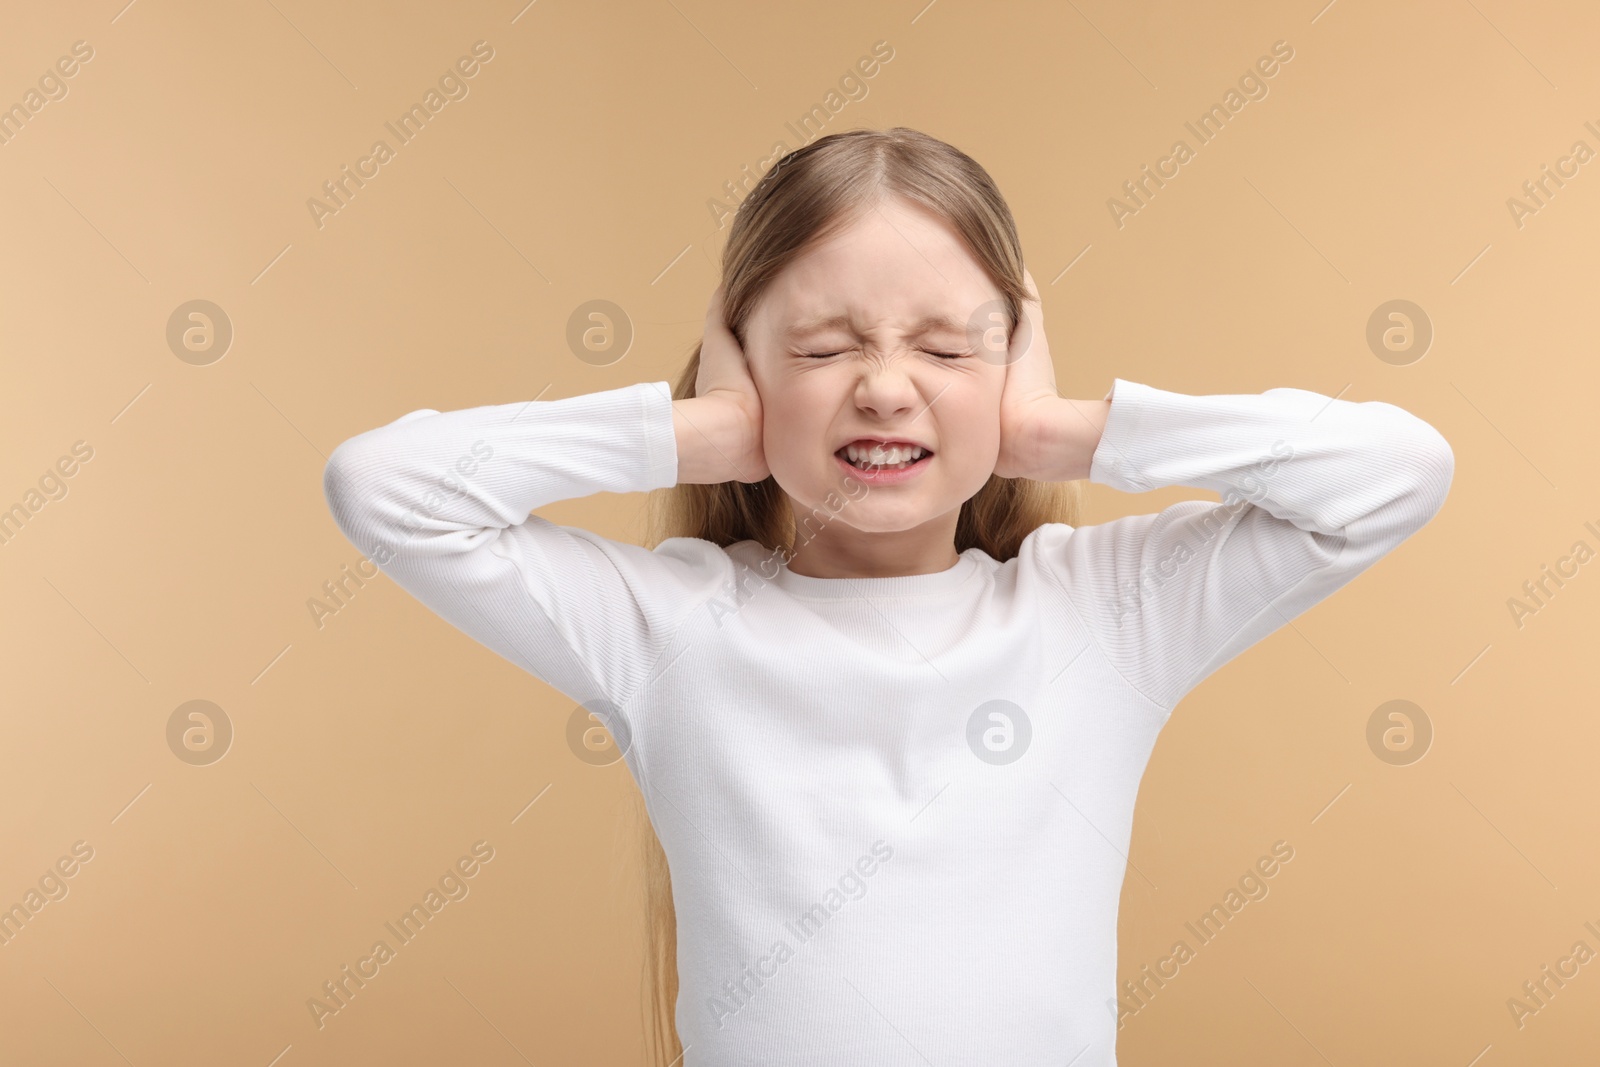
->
xmin=751 ymin=197 xmax=1000 ymax=336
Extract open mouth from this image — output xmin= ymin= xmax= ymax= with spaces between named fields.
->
xmin=834 ymin=441 xmax=933 ymax=472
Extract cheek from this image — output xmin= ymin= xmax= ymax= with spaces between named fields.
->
xmin=763 ymin=411 xmax=814 ymax=464
xmin=943 ymin=394 xmax=1004 ymax=457
xmin=758 ymin=383 xmax=832 ymax=477
xmin=932 ymin=397 xmax=1004 ymax=494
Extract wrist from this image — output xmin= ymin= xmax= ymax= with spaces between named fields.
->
xmin=1028 ymin=396 xmax=1111 ymax=482
xmin=672 ymin=394 xmax=759 ymax=484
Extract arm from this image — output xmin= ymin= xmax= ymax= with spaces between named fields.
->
xmin=321 ymin=379 xmax=733 ymax=725
xmin=322 ymin=287 xmax=765 ymax=732
xmin=1037 ymin=377 xmax=1456 ymax=713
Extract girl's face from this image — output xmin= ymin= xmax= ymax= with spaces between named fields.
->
xmin=742 ymin=196 xmax=1008 ymax=535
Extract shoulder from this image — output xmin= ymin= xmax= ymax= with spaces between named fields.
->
xmin=652 ymin=534 xmax=739 ymax=570
xmin=538 ymin=526 xmax=742 ymax=609
xmin=1014 ymin=521 xmax=1078 ymax=578
xmin=642 ymin=534 xmax=744 ymax=589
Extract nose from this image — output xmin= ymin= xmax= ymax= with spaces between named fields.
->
xmin=852 ymin=353 xmax=920 ymax=421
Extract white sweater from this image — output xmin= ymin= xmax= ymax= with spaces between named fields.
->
xmin=322 ymin=377 xmax=1454 ymax=1066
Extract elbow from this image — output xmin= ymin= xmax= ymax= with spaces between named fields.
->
xmin=1413 ymin=422 xmax=1455 ymax=524
xmin=321 ymin=439 xmax=357 ymax=517
xmin=1354 ymin=407 xmax=1455 ymax=549
xmin=321 ymin=408 xmax=445 ymax=554
xmin=321 ymin=408 xmax=440 ymax=518
xmin=1367 ymin=400 xmax=1455 ymax=523
xmin=322 ymin=436 xmax=379 ymax=546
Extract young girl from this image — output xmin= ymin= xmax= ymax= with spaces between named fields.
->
xmin=323 ymin=128 xmax=1454 ymax=1066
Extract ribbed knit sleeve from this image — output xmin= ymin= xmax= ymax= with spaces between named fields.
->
xmin=320 ymin=381 xmax=731 ymax=725
xmin=1039 ymin=378 xmax=1455 ymax=714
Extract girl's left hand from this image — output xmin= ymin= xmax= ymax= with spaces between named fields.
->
xmin=993 ymin=268 xmax=1063 ymax=480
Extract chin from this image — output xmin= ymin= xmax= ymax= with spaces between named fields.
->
xmin=792 ymin=492 xmax=944 ymax=535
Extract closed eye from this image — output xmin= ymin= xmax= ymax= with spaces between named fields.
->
xmin=801 ymin=349 xmax=967 ymax=359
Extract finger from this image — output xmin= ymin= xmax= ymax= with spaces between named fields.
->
xmin=1007 ymin=273 xmax=1057 ymax=391
xmin=1004 ymin=298 xmax=1036 ymax=367
xmin=706 ymin=283 xmax=727 ymax=321
xmin=1021 ymin=267 xmax=1039 ymax=303
xmin=697 ymin=286 xmax=754 ymax=395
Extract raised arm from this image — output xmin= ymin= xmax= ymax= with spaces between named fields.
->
xmin=321 ymin=288 xmax=770 ymax=733
xmin=1036 ymin=377 xmax=1455 ymax=714
xmin=321 ymin=378 xmax=734 ymax=728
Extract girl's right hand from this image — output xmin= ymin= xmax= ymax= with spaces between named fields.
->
xmin=672 ymin=285 xmax=770 ymax=484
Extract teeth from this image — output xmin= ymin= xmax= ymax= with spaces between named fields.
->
xmin=843 ymin=442 xmax=925 ymax=467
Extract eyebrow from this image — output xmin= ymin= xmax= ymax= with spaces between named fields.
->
xmin=780 ymin=313 xmax=970 ymax=338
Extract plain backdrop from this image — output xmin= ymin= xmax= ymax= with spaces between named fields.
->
xmin=0 ymin=1 xmax=1595 ymax=1064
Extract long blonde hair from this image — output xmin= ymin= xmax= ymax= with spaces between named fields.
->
xmin=631 ymin=126 xmax=1083 ymax=1064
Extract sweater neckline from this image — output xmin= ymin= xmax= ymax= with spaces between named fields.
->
xmin=768 ymin=550 xmax=982 ymax=599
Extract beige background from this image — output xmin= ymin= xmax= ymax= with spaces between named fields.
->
xmin=1 ymin=0 xmax=1596 ymax=1063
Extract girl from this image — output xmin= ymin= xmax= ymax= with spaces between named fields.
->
xmin=323 ymin=127 xmax=1454 ymax=1066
